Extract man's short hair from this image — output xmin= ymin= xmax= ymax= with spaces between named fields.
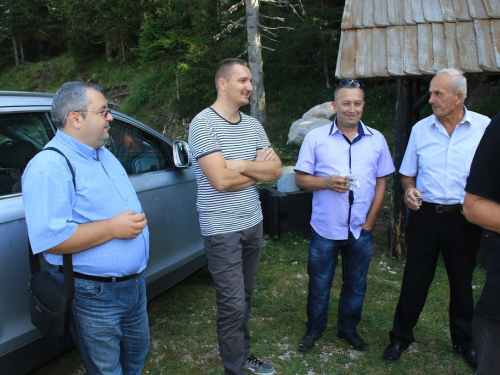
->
xmin=435 ymin=68 xmax=467 ymax=101
xmin=214 ymin=58 xmax=249 ymax=91
xmin=333 ymin=80 xmax=365 ymax=102
xmin=51 ymin=82 xmax=102 ymax=129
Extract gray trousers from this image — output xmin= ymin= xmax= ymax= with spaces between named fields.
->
xmin=203 ymin=222 xmax=263 ymax=375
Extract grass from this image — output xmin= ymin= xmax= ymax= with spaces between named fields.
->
xmin=30 ymin=202 xmax=486 ymax=375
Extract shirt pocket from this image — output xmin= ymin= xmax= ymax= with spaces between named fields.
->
xmin=456 ymin=147 xmax=477 ymax=179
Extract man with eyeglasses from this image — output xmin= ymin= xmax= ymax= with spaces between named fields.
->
xmin=294 ymin=79 xmax=395 ymax=352
xmin=22 ymin=82 xmax=150 ymax=375
xmin=189 ymin=58 xmax=282 ymax=375
xmin=382 ymin=69 xmax=490 ymax=370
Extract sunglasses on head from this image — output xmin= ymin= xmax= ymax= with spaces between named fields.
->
xmin=338 ymin=79 xmax=364 ymax=89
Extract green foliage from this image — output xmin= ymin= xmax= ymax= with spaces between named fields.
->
xmin=0 ymin=0 xmax=65 ymax=65
xmin=96 ymin=0 xmax=143 ymax=60
xmin=0 ymin=0 xmax=347 ymax=125
xmin=131 ymin=0 xmax=252 ymax=119
xmin=2 ymin=0 xmax=498 ymax=156
xmin=121 ymin=70 xmax=179 ymax=128
xmin=48 ymin=0 xmax=101 ymax=62
xmin=464 ymin=75 xmax=500 ymax=119
xmin=0 ymin=53 xmax=141 ymax=93
xmin=362 ymin=80 xmax=397 ymax=149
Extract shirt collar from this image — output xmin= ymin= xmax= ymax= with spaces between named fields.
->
xmin=430 ymin=105 xmax=471 ymax=128
xmin=55 ymin=129 xmax=103 ymax=161
xmin=329 ymin=119 xmax=373 ymax=136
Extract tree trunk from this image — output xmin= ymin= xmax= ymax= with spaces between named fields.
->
xmin=175 ymin=69 xmax=180 ymax=100
xmin=324 ymin=55 xmax=331 ymax=89
xmin=19 ymin=39 xmax=24 ymax=64
xmin=12 ymin=34 xmax=19 ymax=66
xmin=37 ymin=35 xmax=44 ymax=60
xmin=106 ymin=39 xmax=112 ymax=62
xmin=121 ymin=35 xmax=125 ymax=62
xmin=246 ymin=0 xmax=266 ymax=127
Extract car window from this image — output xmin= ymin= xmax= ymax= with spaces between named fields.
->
xmin=106 ymin=119 xmax=172 ymax=175
xmin=0 ymin=113 xmax=52 ymax=196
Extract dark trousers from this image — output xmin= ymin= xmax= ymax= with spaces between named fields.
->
xmin=389 ymin=205 xmax=482 ymax=349
xmin=203 ymin=222 xmax=263 ymax=375
xmin=473 ymin=314 xmax=500 ymax=374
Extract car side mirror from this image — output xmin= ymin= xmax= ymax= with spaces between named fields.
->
xmin=173 ymin=140 xmax=191 ymax=168
xmin=132 ymin=151 xmax=160 ymax=174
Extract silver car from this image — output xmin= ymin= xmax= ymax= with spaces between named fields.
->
xmin=0 ymin=91 xmax=205 ymax=374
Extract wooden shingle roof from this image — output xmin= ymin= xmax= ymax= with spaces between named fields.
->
xmin=335 ymin=0 xmax=500 ymax=79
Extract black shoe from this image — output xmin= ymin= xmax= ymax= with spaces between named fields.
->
xmin=298 ymin=331 xmax=322 ymax=352
xmin=337 ymin=331 xmax=369 ymax=351
xmin=453 ymin=345 xmax=477 ymax=370
xmin=382 ymin=342 xmax=408 ymax=363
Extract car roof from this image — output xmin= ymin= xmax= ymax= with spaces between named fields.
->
xmin=0 ymin=91 xmax=54 ymax=108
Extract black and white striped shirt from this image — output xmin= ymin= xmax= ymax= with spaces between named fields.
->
xmin=188 ymin=107 xmax=271 ymax=236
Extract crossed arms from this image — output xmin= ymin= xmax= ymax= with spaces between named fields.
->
xmin=198 ymin=147 xmax=282 ymax=192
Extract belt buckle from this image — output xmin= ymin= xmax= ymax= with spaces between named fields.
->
xmin=435 ymin=205 xmax=443 ymax=213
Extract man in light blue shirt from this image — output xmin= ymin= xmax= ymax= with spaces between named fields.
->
xmin=383 ymin=69 xmax=490 ymax=370
xmin=295 ymin=80 xmax=395 ymax=353
xmin=22 ymin=82 xmax=150 ymax=375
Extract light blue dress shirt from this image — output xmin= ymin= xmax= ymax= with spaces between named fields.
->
xmin=399 ymin=107 xmax=490 ymax=205
xmin=295 ymin=120 xmax=395 ymax=240
xmin=22 ymin=130 xmax=149 ymax=277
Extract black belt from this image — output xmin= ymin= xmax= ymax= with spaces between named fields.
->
xmin=421 ymin=202 xmax=463 ymax=214
xmin=53 ymin=265 xmax=139 ymax=282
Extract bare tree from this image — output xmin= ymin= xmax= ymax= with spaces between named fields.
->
xmin=246 ymin=0 xmax=266 ymax=125
xmin=12 ymin=35 xmax=19 ymax=66
xmin=214 ymin=0 xmax=304 ymax=128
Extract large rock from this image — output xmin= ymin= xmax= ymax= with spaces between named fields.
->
xmin=302 ymin=101 xmax=335 ymax=119
xmin=287 ymin=102 xmax=335 ymax=146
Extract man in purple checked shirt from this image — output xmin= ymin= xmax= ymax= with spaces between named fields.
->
xmin=294 ymin=80 xmax=395 ymax=353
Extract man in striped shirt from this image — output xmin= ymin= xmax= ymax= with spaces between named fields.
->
xmin=188 ymin=59 xmax=282 ymax=375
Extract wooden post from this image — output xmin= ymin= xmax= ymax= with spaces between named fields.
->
xmin=389 ymin=78 xmax=428 ymax=258
xmin=389 ymin=79 xmax=413 ymax=259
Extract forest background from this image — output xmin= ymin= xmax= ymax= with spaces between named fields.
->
xmin=1 ymin=0 xmax=499 ymax=156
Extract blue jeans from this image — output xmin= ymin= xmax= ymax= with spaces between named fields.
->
xmin=306 ymin=227 xmax=373 ymax=335
xmin=48 ymin=266 xmax=150 ymax=375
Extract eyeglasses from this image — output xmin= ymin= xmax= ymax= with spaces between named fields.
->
xmin=74 ymin=109 xmax=111 ymax=117
xmin=338 ymin=80 xmax=364 ymax=89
